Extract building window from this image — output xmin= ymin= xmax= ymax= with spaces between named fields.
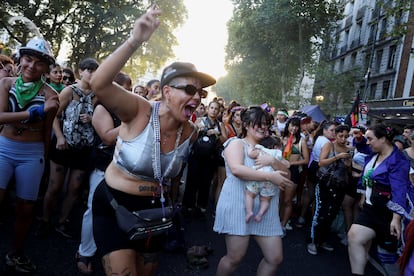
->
xmin=375 ymin=49 xmax=383 ymax=73
xmin=388 ymin=45 xmax=396 ymax=69
xmin=351 ymin=52 xmax=357 ymax=67
xmin=370 ymin=83 xmax=377 ymax=99
xmin=365 ymin=53 xmax=371 ymax=69
xmin=382 ymin=80 xmax=390 ymax=99
xmin=340 ymin=58 xmax=345 ymax=72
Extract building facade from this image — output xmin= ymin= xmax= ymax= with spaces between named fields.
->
xmin=325 ymin=0 xmax=413 ymax=125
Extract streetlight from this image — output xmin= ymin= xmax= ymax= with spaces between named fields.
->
xmin=315 ymin=95 xmax=324 ymax=103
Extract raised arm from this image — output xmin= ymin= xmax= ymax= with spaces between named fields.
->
xmin=90 ymin=5 xmax=161 ymax=122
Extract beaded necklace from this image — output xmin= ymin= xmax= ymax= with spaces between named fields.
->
xmin=152 ymin=102 xmax=183 ymax=217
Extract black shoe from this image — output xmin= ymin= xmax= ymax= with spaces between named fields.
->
xmin=55 ymin=221 xmax=73 ymax=238
xmin=5 ymin=254 xmax=37 ymax=273
xmin=34 ymin=219 xmax=51 ymax=238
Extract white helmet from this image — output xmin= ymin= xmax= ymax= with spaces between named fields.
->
xmin=18 ymin=37 xmax=55 ymax=65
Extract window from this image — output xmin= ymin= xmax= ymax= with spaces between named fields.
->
xmin=340 ymin=58 xmax=345 ymax=72
xmin=370 ymin=83 xmax=377 ymax=99
xmin=351 ymin=52 xmax=357 ymax=67
xmin=375 ymin=49 xmax=383 ymax=73
xmin=388 ymin=45 xmax=396 ymax=69
xmin=382 ymin=80 xmax=390 ymax=99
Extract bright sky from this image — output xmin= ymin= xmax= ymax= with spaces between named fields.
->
xmin=172 ymin=0 xmax=234 ymax=80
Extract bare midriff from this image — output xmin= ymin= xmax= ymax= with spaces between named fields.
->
xmin=104 ymin=162 xmax=164 ymax=196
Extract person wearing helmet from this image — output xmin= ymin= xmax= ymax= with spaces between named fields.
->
xmin=0 ymin=37 xmax=59 ymax=273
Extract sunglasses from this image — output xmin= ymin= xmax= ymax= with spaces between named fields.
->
xmin=169 ymin=84 xmax=207 ymax=98
xmin=62 ymin=76 xmax=71 ymax=81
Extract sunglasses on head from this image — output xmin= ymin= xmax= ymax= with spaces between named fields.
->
xmin=169 ymin=84 xmax=207 ymax=98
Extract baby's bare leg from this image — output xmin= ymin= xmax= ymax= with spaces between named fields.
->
xmin=245 ymin=189 xmax=256 ymax=223
xmin=255 ymin=196 xmax=272 ymax=222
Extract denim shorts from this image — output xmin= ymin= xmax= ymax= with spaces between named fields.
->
xmin=0 ymin=136 xmax=45 ymax=201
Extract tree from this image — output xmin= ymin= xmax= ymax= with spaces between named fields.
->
xmin=218 ymin=0 xmax=341 ymax=108
xmin=0 ymin=0 xmax=186 ymax=79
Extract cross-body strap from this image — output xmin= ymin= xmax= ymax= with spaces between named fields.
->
xmin=103 ymin=184 xmax=119 ymax=210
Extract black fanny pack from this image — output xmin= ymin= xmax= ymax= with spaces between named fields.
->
xmin=104 ymin=186 xmax=173 ymax=241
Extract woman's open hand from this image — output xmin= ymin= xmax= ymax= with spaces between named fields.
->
xmin=269 ymin=171 xmax=293 ymax=191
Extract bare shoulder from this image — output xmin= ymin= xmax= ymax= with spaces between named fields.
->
xmin=0 ymin=77 xmax=15 ymax=92
xmin=226 ymin=137 xmax=244 ymax=149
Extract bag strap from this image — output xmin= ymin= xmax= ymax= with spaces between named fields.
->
xmin=103 ymin=184 xmax=119 ymax=211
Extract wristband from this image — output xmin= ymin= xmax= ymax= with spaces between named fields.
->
xmin=127 ymin=31 xmax=141 ymax=49
xmin=28 ymin=104 xmax=46 ymax=123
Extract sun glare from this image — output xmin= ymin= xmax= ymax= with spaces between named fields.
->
xmin=173 ymin=0 xmax=233 ymax=80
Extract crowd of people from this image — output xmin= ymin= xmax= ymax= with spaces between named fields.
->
xmin=1 ymin=5 xmax=414 ymax=276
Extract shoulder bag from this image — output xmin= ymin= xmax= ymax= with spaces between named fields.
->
xmin=317 ymin=144 xmax=348 ymax=189
xmin=105 ymin=102 xmax=182 ymax=241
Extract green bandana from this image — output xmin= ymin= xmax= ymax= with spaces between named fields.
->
xmin=362 ymin=168 xmax=374 ymax=188
xmin=49 ymin=82 xmax=65 ymax=93
xmin=15 ymin=75 xmax=43 ymax=107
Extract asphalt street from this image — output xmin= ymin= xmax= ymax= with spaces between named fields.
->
xmin=0 ymin=192 xmax=383 ymax=276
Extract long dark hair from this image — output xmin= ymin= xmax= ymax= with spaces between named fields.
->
xmin=282 ymin=117 xmax=301 ymax=143
xmin=240 ymin=106 xmax=271 ymax=138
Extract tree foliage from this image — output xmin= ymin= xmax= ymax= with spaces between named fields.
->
xmin=0 ymin=0 xmax=186 ymax=79
xmin=218 ymin=0 xmax=341 ymax=108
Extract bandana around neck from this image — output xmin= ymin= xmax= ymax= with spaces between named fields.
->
xmin=49 ymin=82 xmax=65 ymax=93
xmin=15 ymin=75 xmax=43 ymax=107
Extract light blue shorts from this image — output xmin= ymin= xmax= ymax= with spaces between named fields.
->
xmin=0 ymin=136 xmax=45 ymax=201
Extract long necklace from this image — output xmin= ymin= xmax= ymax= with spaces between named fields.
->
xmin=152 ymin=102 xmax=183 ymax=217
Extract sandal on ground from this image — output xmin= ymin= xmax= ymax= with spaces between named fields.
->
xmin=186 ymin=245 xmax=213 ymax=258
xmin=186 ymin=255 xmax=209 ymax=270
xmin=75 ymin=252 xmax=93 ymax=275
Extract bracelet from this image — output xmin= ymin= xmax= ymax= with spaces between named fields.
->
xmin=126 ymin=31 xmax=141 ymax=49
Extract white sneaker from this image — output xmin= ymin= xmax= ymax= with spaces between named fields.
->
xmin=307 ymin=243 xmax=317 ymax=255
xmin=285 ymin=221 xmax=293 ymax=230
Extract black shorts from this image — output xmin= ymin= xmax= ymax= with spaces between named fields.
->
xmin=354 ymin=203 xmax=399 ymax=252
xmin=307 ymin=160 xmax=319 ymax=184
xmin=49 ymin=136 xmax=93 ymax=170
xmin=92 ymin=180 xmax=166 ymax=257
xmin=345 ymin=175 xmax=360 ymax=198
xmin=289 ymin=165 xmax=300 ymax=184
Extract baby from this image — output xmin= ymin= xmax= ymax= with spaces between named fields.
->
xmin=246 ymin=136 xmax=286 ymax=222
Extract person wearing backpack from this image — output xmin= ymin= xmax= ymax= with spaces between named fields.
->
xmin=36 ymin=58 xmax=99 ymax=239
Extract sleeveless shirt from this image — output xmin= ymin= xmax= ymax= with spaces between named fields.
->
xmin=113 ymin=107 xmax=194 ymax=184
